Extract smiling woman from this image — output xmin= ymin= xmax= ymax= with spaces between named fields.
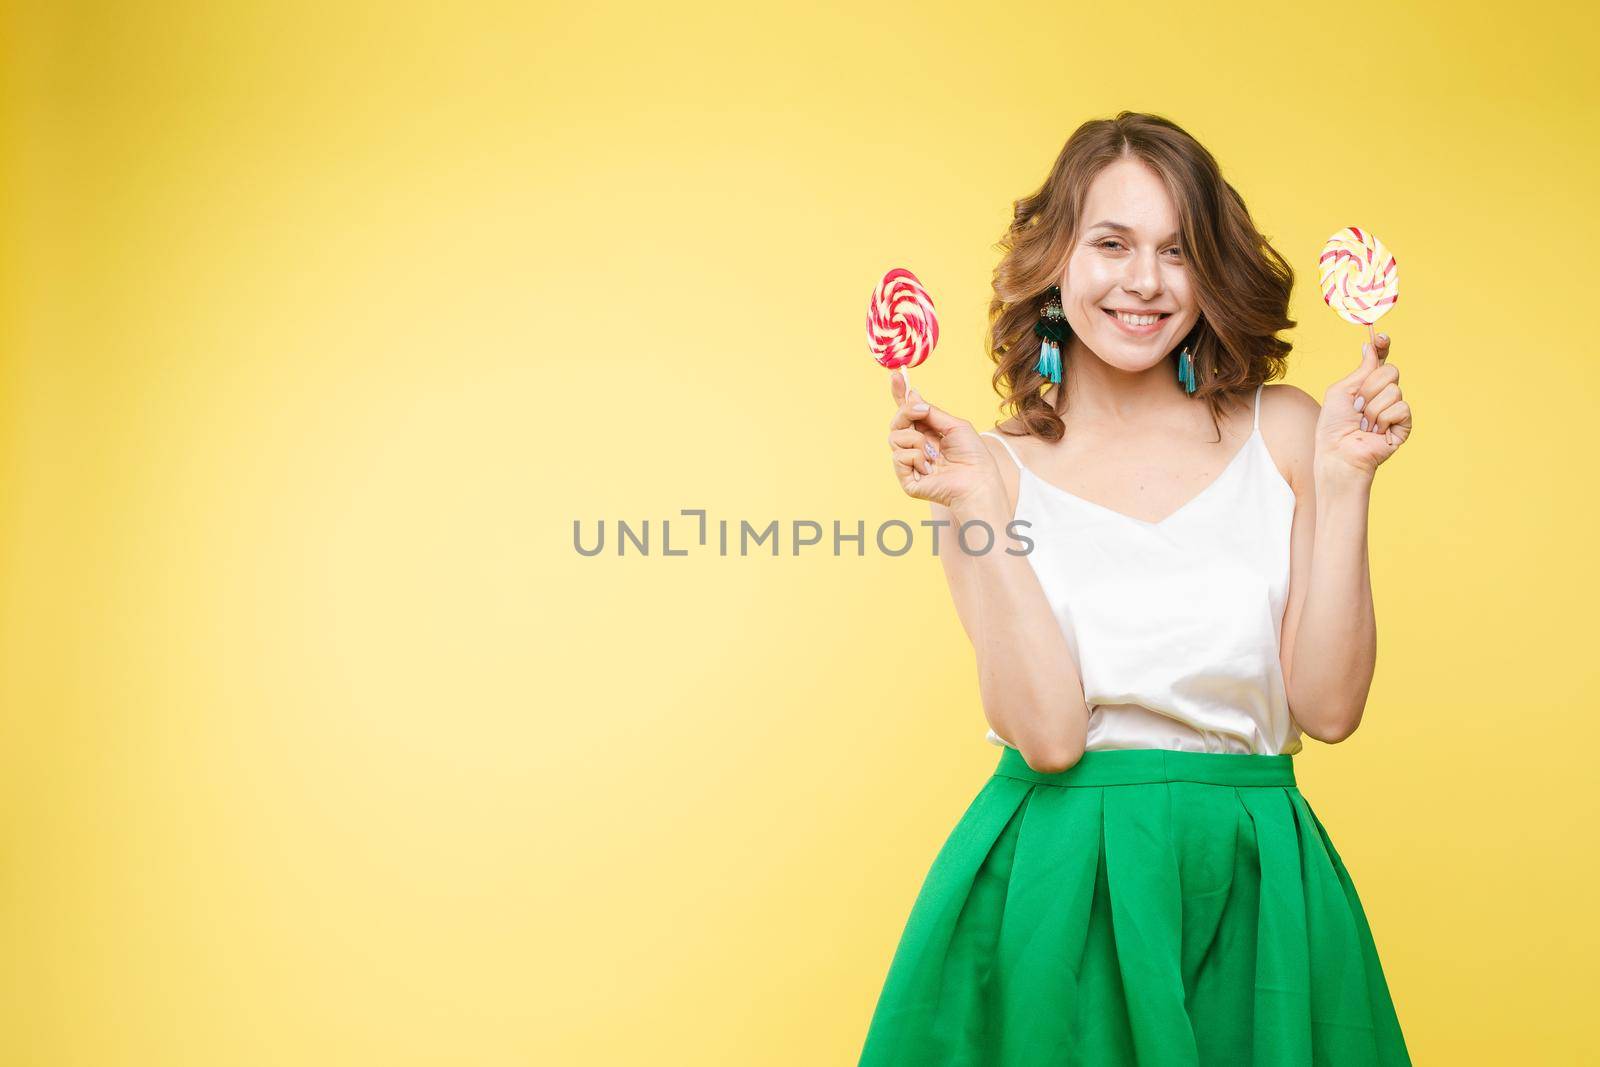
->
xmin=987 ymin=116 xmax=1296 ymax=444
xmin=865 ymin=110 xmax=1415 ymax=1066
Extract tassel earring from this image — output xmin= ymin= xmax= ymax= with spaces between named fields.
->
xmin=1034 ymin=287 xmax=1066 ymax=384
xmin=1177 ymin=345 xmax=1197 ymax=395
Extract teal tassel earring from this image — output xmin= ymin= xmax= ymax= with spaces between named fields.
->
xmin=1034 ymin=287 xmax=1067 ymax=384
xmin=1177 ymin=344 xmax=1197 ymax=395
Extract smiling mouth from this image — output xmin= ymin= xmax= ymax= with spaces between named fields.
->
xmin=1102 ymin=308 xmax=1172 ymax=330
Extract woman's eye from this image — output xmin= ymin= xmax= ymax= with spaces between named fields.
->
xmin=1095 ymin=239 xmax=1182 ymax=257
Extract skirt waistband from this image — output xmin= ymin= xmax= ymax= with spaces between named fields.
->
xmin=995 ymin=746 xmax=1296 ymax=788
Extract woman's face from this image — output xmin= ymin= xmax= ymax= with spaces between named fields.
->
xmin=1059 ymin=158 xmax=1201 ymax=373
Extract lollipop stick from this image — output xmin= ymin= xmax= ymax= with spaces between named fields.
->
xmin=1364 ymin=324 xmax=1378 ymax=434
xmin=899 ymin=365 xmax=912 ymax=397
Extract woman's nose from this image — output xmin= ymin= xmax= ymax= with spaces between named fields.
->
xmin=1124 ymin=250 xmax=1162 ymax=297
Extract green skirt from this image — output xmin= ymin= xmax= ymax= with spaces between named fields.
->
xmin=857 ymin=747 xmax=1411 ymax=1066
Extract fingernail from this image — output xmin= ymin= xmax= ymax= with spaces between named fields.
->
xmin=913 ymin=403 xmax=930 ymax=413
xmin=1377 ymin=333 xmax=1388 ymax=342
xmin=1360 ymin=416 xmax=1369 ymax=431
xmin=1353 ymin=396 xmax=1364 ymax=412
xmin=925 ymin=443 xmax=937 ymax=460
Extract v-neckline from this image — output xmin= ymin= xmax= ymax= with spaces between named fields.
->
xmin=1017 ymin=428 xmax=1263 ymax=530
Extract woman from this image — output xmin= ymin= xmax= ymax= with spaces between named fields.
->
xmin=858 ymin=112 xmax=1414 ymax=1065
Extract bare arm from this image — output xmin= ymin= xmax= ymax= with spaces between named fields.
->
xmin=1287 ymin=471 xmax=1376 ymax=742
xmin=929 ymin=437 xmax=1090 ymax=771
xmin=1276 ymin=333 xmax=1410 ymax=743
xmin=1273 ymin=383 xmax=1376 ymax=742
xmin=1273 ymin=385 xmax=1376 ymax=742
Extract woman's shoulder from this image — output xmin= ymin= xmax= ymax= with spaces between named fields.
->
xmin=980 ymin=418 xmax=1030 ymax=463
xmin=1258 ymin=383 xmax=1321 ymax=493
xmin=977 ymin=419 xmax=1029 ymax=491
xmin=1261 ymin=380 xmax=1320 ymax=412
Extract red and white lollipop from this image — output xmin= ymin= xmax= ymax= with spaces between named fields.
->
xmin=866 ymin=267 xmax=939 ymax=392
xmin=1319 ymin=227 xmax=1399 ymax=337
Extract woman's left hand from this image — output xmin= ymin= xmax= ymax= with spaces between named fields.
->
xmin=1315 ymin=332 xmax=1412 ymax=479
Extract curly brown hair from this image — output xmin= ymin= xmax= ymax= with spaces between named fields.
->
xmin=988 ymin=110 xmax=1295 ymax=443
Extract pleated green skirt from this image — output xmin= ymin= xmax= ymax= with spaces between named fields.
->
xmin=857 ymin=747 xmax=1411 ymax=1066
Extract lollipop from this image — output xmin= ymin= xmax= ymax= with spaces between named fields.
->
xmin=866 ymin=267 xmax=939 ymax=392
xmin=1318 ymin=226 xmax=1399 ymax=332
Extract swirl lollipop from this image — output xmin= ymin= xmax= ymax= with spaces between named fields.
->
xmin=1319 ymin=226 xmax=1399 ymax=333
xmin=866 ymin=267 xmax=939 ymax=392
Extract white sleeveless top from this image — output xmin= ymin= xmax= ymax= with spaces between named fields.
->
xmin=978 ymin=382 xmax=1303 ymax=756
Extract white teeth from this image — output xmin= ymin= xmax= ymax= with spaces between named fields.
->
xmin=1112 ymin=311 xmax=1162 ymax=327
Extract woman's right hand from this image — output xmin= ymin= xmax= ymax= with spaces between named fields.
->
xmin=886 ymin=372 xmax=1005 ymax=514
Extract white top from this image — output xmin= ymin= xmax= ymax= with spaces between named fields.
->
xmin=978 ymin=382 xmax=1303 ymax=756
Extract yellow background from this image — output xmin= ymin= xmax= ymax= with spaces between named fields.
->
xmin=3 ymin=1 xmax=1596 ymax=1063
